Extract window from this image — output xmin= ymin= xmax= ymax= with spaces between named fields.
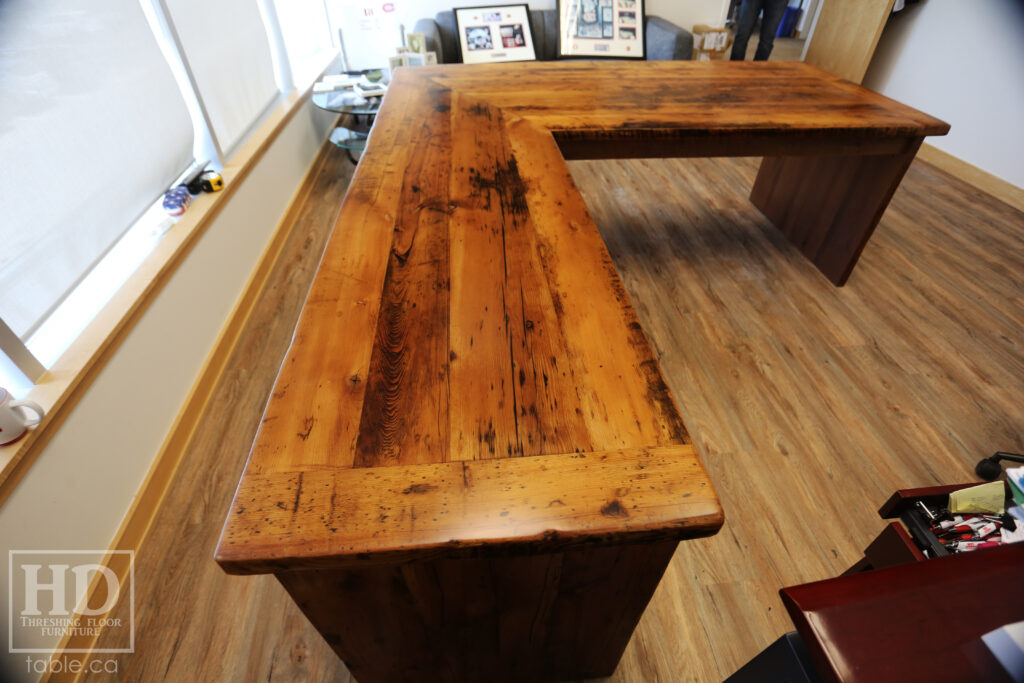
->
xmin=0 ymin=0 xmax=337 ymax=396
xmin=0 ymin=0 xmax=194 ymax=390
xmin=271 ymin=0 xmax=336 ymax=86
xmin=162 ymin=0 xmax=280 ymax=158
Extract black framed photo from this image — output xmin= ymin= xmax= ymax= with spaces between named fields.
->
xmin=558 ymin=0 xmax=645 ymax=59
xmin=454 ymin=5 xmax=538 ymax=64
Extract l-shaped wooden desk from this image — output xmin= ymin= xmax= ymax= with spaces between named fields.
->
xmin=217 ymin=62 xmax=948 ymax=682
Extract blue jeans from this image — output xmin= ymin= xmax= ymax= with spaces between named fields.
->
xmin=730 ymin=0 xmax=789 ymax=61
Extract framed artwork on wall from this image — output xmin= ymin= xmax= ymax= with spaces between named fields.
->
xmin=455 ymin=4 xmax=538 ymax=64
xmin=558 ymin=0 xmax=645 ymax=59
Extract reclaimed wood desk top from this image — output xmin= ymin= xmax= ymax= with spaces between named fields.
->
xmin=217 ymin=62 xmax=948 ymax=574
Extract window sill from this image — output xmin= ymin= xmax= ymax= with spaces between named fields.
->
xmin=0 ymin=51 xmax=339 ymax=503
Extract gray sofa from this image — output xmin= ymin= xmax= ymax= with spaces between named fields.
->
xmin=413 ymin=10 xmax=693 ymax=63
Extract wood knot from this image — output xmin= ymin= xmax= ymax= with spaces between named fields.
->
xmin=600 ymin=500 xmax=629 ymax=518
xmin=402 ymin=483 xmax=437 ymax=495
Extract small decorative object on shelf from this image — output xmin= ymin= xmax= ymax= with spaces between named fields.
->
xmin=558 ymin=0 xmax=645 ymax=59
xmin=354 ymin=81 xmax=387 ymax=98
xmin=162 ymin=185 xmax=191 ymax=217
xmin=186 ymin=169 xmax=224 ymax=194
xmin=313 ymin=71 xmax=387 ymax=109
xmin=313 ymin=74 xmax=360 ymax=93
xmin=389 ymin=35 xmax=438 ymax=74
xmin=406 ymin=32 xmax=427 ymax=54
xmin=454 ymin=4 xmax=537 ymax=64
xmin=198 ymin=170 xmax=223 ymax=193
xmin=0 ymin=387 xmax=45 ymax=446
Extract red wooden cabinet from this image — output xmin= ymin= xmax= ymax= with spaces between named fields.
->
xmin=730 ymin=483 xmax=1022 ymax=683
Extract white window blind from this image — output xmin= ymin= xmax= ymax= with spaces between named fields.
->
xmin=273 ymin=0 xmax=334 ymax=84
xmin=0 ymin=0 xmax=194 ymax=340
xmin=163 ymin=0 xmax=279 ymax=156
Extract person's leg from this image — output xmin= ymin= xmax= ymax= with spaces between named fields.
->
xmin=730 ymin=0 xmax=765 ymax=60
xmin=753 ymin=0 xmax=789 ymax=60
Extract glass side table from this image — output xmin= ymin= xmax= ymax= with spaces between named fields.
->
xmin=312 ymin=89 xmax=384 ymax=164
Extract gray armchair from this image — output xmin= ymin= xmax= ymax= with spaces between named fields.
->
xmin=413 ymin=10 xmax=693 ymax=64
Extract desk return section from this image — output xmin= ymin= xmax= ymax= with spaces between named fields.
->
xmin=217 ymin=60 xmax=950 ymax=683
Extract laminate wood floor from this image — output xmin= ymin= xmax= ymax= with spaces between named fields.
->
xmin=85 ymin=147 xmax=1024 ymax=681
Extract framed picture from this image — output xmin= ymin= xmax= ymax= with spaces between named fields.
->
xmin=454 ymin=5 xmax=537 ymax=64
xmin=388 ymin=54 xmax=408 ymax=77
xmin=407 ymin=32 xmax=427 ymax=53
xmin=558 ymin=0 xmax=645 ymax=59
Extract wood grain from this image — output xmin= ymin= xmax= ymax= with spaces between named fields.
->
xmin=570 ymin=152 xmax=1024 ymax=680
xmin=917 ymin=142 xmax=1024 ymax=215
xmin=67 ymin=143 xmax=357 ymax=683
xmin=74 ymin=146 xmax=1024 ymax=681
xmin=278 ymin=540 xmax=679 ymax=683
xmin=446 ymin=98 xmax=594 ymax=461
xmin=217 ymin=445 xmax=721 ymax=572
xmin=221 ymin=61 xmax=946 ymax=565
xmin=236 ymin=61 xmax=949 ymax=471
xmin=750 ymin=138 xmax=923 ymax=284
xmin=212 ymin=60 xmax=949 ymax=681
xmin=803 ymin=0 xmax=896 ymax=83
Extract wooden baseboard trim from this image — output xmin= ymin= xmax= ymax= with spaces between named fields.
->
xmin=916 ymin=143 xmax=1024 ymax=214
xmin=41 ymin=130 xmax=341 ymax=683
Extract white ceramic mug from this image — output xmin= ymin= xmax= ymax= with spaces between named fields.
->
xmin=0 ymin=388 xmax=44 ymax=446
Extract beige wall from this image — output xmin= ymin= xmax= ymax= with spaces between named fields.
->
xmin=0 ymin=94 xmax=336 ymax=681
xmin=649 ymin=0 xmax=729 ymax=31
xmin=863 ymin=0 xmax=1024 ymax=188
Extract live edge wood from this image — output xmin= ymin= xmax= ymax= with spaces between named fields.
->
xmin=216 ymin=61 xmax=947 ymax=681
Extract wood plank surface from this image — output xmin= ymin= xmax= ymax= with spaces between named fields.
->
xmin=73 ymin=144 xmax=358 ymax=682
xmin=219 ymin=61 xmax=949 ymax=571
xmin=750 ymin=138 xmax=923 ymax=284
xmin=428 ymin=62 xmax=947 ymax=136
xmin=277 ymin=540 xmax=679 ymax=683
xmin=917 ymin=142 xmax=1024 ymax=215
xmin=218 ymin=445 xmax=721 ymax=573
xmin=80 ymin=146 xmax=1024 ymax=681
xmin=803 ymin=0 xmax=896 ymax=83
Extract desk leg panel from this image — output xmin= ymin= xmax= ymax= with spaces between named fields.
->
xmin=750 ymin=140 xmax=922 ymax=286
xmin=276 ymin=540 xmax=677 ymax=683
